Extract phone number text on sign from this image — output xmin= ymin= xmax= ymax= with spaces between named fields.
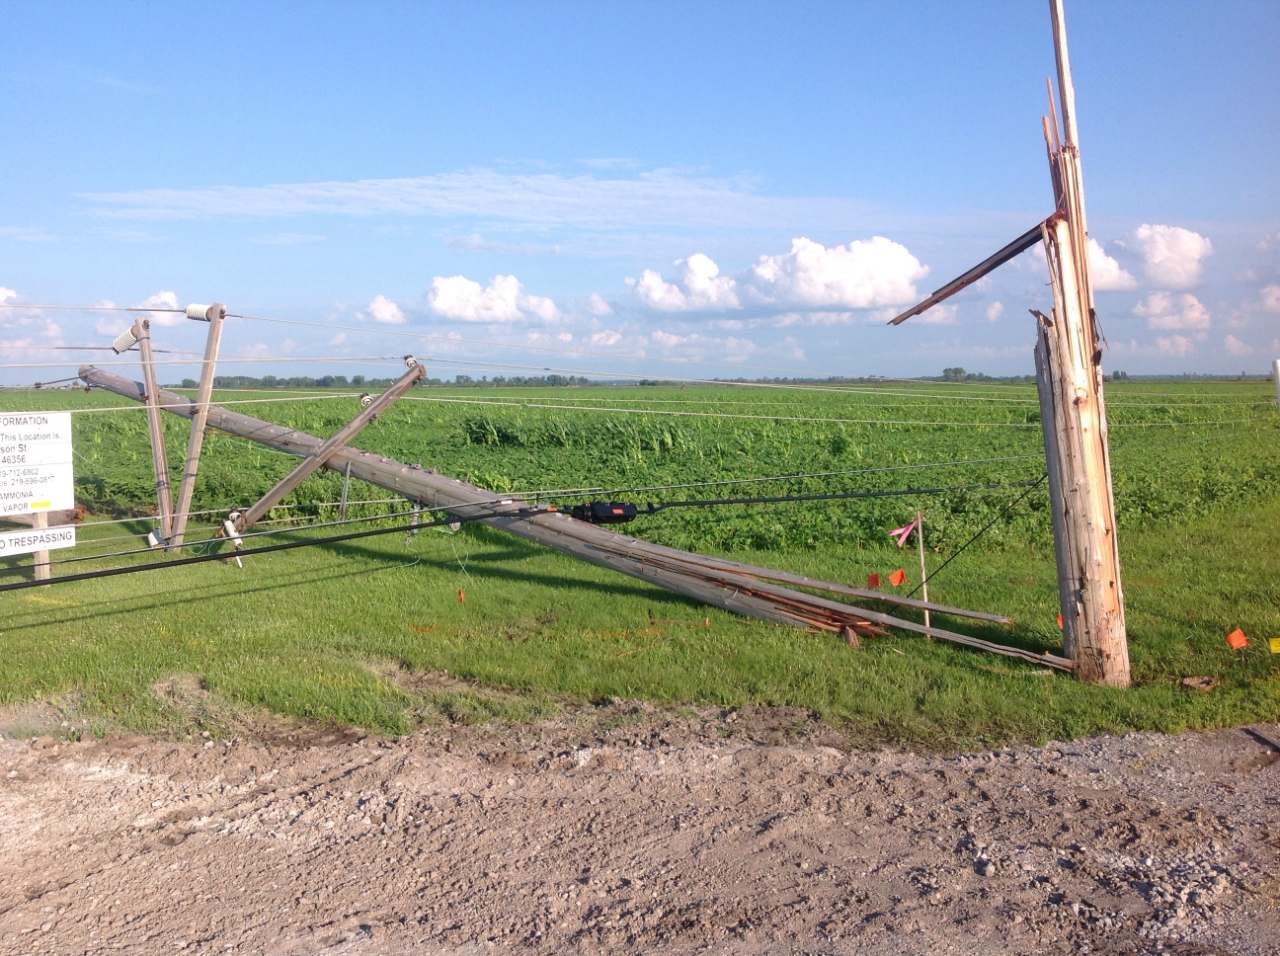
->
xmin=0 ymin=412 xmax=75 ymax=515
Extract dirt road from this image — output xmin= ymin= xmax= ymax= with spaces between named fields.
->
xmin=1 ymin=703 xmax=1277 ymax=955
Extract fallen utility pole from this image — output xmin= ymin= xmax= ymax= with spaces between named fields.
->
xmin=80 ymin=364 xmax=1072 ymax=672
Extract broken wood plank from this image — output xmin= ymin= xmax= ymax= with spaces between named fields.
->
xmin=233 ymin=359 xmax=425 ymax=533
xmin=887 ymin=224 xmax=1045 ymax=326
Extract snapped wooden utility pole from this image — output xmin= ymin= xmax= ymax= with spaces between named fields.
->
xmin=884 ymin=0 xmax=1129 ymax=686
xmin=1035 ymin=0 xmax=1129 ymax=686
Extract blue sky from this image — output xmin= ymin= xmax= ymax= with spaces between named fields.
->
xmin=2 ymin=0 xmax=1278 ymax=384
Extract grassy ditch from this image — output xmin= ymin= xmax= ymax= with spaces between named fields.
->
xmin=0 ymin=381 xmax=1276 ymax=749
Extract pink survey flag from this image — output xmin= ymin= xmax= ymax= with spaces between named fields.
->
xmin=888 ymin=516 xmax=920 ymax=548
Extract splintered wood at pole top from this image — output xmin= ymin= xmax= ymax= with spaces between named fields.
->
xmin=880 ymin=0 xmax=1129 ymax=687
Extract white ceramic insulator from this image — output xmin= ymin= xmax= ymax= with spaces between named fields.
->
xmin=222 ymin=519 xmax=245 ymax=550
xmin=111 ymin=327 xmax=139 ymax=354
xmin=186 ymin=303 xmax=213 ymax=321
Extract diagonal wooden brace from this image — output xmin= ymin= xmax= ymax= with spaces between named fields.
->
xmin=231 ymin=358 xmax=425 ymax=534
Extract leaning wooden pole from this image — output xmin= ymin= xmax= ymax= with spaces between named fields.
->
xmin=1038 ymin=0 xmax=1130 ymax=686
xmin=136 ymin=319 xmax=175 ymax=542
xmin=170 ymin=303 xmax=225 ymax=550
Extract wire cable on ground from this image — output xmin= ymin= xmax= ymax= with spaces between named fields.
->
xmin=905 ymin=475 xmax=1049 ymax=598
xmin=18 ymin=504 xmax=436 ymax=572
xmin=0 ymin=509 xmax=503 ymax=592
xmin=4 ymin=477 xmax=1042 ymax=587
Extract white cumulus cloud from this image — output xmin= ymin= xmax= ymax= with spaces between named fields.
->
xmin=0 ymin=287 xmax=16 ymax=305
xmin=1087 ymin=238 xmax=1136 ymax=291
xmin=1128 ymin=224 xmax=1213 ymax=288
xmin=744 ymin=236 xmax=927 ymax=308
xmin=133 ymin=290 xmax=183 ymax=326
xmin=646 ymin=329 xmax=757 ymax=361
xmin=918 ymin=303 xmax=957 ymax=326
xmin=985 ymin=301 xmax=1004 ymax=322
xmin=650 ymin=330 xmax=688 ymax=348
xmin=587 ymin=293 xmax=613 ymax=316
xmin=428 ymin=274 xmax=559 ymax=323
xmin=1133 ymin=292 xmax=1210 ymax=331
xmin=1156 ymin=335 xmax=1194 ymax=357
xmin=1223 ymin=334 xmax=1253 ymax=356
xmin=1261 ymin=285 xmax=1280 ymax=313
xmin=630 ymin=254 xmax=740 ymax=312
xmin=588 ymin=330 xmax=622 ymax=346
xmin=366 ymin=294 xmax=405 ymax=325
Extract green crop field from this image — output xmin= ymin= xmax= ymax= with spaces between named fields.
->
xmin=1 ymin=378 xmax=1278 ymax=750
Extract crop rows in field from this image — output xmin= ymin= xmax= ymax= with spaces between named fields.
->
xmin=7 ymin=381 xmax=1279 ymax=555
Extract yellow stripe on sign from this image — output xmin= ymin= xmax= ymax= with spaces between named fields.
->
xmin=30 ymin=502 xmax=50 ymax=509
xmin=1270 ymin=638 xmax=1280 ymax=655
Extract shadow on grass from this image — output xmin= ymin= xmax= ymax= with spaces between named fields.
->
xmin=0 ymin=537 xmax=700 ymax=634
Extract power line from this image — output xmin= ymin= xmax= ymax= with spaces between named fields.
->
xmin=1 ymin=477 xmax=1044 ymax=592
xmin=0 ymin=355 xmax=407 ymax=369
xmin=0 ymin=304 xmax=184 ymax=313
xmin=404 ymin=393 xmax=1276 ymax=429
xmin=0 ymin=510 xmax=513 ymax=595
xmin=406 ymin=394 xmax=1045 ymax=428
xmin=1 ymin=303 xmax=837 ymax=380
xmin=232 ymin=311 xmax=840 ymax=380
xmin=28 ymin=504 xmax=429 ymax=570
xmin=906 ymin=475 xmax=1049 ymax=598
xmin=636 ymin=479 xmax=1043 ymax=515
xmin=516 ymin=454 xmax=1046 ymax=499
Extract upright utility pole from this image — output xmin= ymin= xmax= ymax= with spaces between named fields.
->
xmin=1034 ymin=0 xmax=1130 ymax=686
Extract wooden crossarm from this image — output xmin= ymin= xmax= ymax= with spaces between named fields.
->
xmin=233 ymin=360 xmax=425 ymax=533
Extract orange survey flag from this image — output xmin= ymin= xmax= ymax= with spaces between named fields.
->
xmin=1226 ymin=628 xmax=1248 ymax=651
xmin=459 ymin=588 xmax=466 ymax=605
xmin=1057 ymin=614 xmax=1063 ymax=629
xmin=866 ymin=573 xmax=881 ymax=588
xmin=889 ymin=568 xmax=907 ymax=587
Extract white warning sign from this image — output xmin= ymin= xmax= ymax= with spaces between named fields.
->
xmin=0 ymin=412 xmax=75 ymax=516
xmin=0 ymin=524 xmax=76 ymax=557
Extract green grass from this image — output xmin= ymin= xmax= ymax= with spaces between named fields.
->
xmin=0 ymin=380 xmax=1277 ymax=750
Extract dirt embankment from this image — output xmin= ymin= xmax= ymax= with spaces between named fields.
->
xmin=1 ymin=706 xmax=1278 ymax=955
